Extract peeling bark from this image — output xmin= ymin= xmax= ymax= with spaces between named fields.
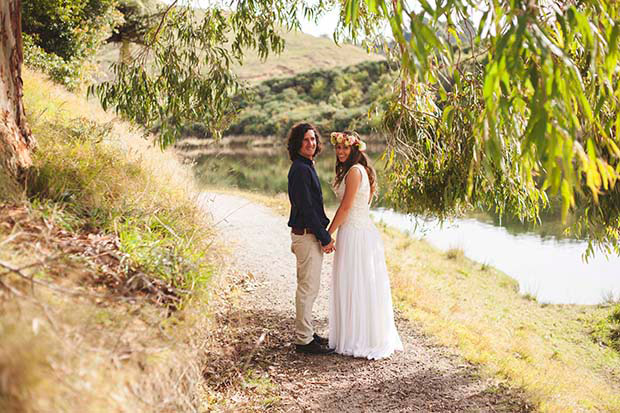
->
xmin=0 ymin=0 xmax=35 ymax=182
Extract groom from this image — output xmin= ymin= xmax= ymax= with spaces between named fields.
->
xmin=286 ymin=122 xmax=335 ymax=355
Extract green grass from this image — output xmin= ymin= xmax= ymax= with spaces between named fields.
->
xmin=591 ymin=304 xmax=620 ymax=353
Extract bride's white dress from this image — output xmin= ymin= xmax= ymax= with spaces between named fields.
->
xmin=329 ymin=164 xmax=403 ymax=359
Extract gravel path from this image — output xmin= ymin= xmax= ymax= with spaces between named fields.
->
xmin=199 ymin=192 xmax=530 ymax=412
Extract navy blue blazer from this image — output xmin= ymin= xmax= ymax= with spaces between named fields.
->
xmin=287 ymin=156 xmax=332 ymax=246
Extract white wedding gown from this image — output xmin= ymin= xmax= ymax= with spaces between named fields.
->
xmin=329 ymin=164 xmax=403 ymax=360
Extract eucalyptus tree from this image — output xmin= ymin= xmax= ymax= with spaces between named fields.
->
xmin=338 ymin=0 xmax=620 ymax=256
xmin=0 ymin=0 xmax=36 ymax=181
xmin=109 ymin=0 xmax=162 ymax=63
xmin=90 ymin=0 xmax=331 ymax=146
xmin=2 ymin=0 xmax=619 ymax=254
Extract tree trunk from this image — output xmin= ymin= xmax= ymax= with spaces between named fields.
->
xmin=0 ymin=0 xmax=35 ymax=182
xmin=120 ymin=39 xmax=131 ymax=64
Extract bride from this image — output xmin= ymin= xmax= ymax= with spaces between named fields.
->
xmin=327 ymin=131 xmax=403 ymax=360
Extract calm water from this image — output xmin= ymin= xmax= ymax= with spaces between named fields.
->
xmin=371 ymin=209 xmax=620 ymax=305
xmin=189 ymin=144 xmax=620 ymax=305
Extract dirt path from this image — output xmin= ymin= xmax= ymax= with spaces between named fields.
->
xmin=200 ymin=192 xmax=530 ymax=412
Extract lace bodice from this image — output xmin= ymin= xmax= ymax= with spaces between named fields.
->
xmin=334 ymin=164 xmax=373 ymax=229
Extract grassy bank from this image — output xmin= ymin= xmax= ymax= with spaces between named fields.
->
xmin=0 ymin=70 xmax=277 ymax=411
xmin=223 ymin=188 xmax=620 ymax=412
xmin=381 ymin=227 xmax=620 ymax=412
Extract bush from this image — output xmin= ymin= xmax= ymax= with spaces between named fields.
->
xmin=332 ymin=75 xmax=352 ymax=93
xmin=23 ymin=34 xmax=84 ymax=90
xmin=214 ymin=61 xmax=397 ymax=138
xmin=23 ymin=0 xmax=120 ymax=61
xmin=280 ymin=87 xmax=299 ymax=101
xmin=340 ymin=87 xmax=363 ymax=108
xmin=592 ymin=305 xmax=620 ymax=353
xmin=22 ymin=0 xmax=122 ymax=89
xmin=310 ymin=78 xmax=328 ymax=100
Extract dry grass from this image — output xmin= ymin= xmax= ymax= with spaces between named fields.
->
xmin=228 ymin=188 xmax=620 ymax=412
xmin=0 ymin=69 xmax=275 ymax=412
xmin=95 ymin=28 xmax=384 ymax=84
xmin=379 ymin=224 xmax=620 ymax=412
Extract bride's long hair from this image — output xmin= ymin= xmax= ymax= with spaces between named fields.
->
xmin=333 ymin=131 xmax=377 ymax=199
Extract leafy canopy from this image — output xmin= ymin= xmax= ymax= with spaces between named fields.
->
xmin=90 ymin=0 xmax=332 ymax=147
xmin=23 ymin=0 xmax=120 ymax=61
xmin=342 ymin=0 xmax=620 ymax=256
xmin=90 ymin=0 xmax=620 ymax=254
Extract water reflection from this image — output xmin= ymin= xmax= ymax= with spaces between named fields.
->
xmin=371 ymin=209 xmax=620 ymax=305
xmin=191 ymin=145 xmax=388 ymax=207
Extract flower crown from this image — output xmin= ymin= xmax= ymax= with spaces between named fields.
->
xmin=330 ymin=132 xmax=367 ymax=152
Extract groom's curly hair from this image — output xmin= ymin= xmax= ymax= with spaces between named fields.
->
xmin=286 ymin=122 xmax=322 ymax=161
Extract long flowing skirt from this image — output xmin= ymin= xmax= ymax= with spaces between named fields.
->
xmin=329 ymin=222 xmax=403 ymax=360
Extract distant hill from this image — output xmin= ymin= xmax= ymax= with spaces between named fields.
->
xmin=230 ymin=31 xmax=384 ymax=83
xmin=95 ymin=27 xmax=384 ymax=84
xmin=177 ymin=60 xmax=397 ymax=140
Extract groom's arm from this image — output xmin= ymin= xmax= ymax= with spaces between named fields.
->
xmin=290 ymin=167 xmax=332 ymax=247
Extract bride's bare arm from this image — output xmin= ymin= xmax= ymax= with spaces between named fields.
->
xmin=328 ymin=167 xmax=362 ymax=235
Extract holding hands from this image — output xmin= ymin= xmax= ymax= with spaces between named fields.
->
xmin=322 ymin=239 xmax=336 ymax=254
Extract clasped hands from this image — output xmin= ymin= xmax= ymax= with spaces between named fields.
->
xmin=322 ymin=239 xmax=336 ymax=254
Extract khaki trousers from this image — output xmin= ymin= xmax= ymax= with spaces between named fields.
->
xmin=291 ymin=232 xmax=324 ymax=345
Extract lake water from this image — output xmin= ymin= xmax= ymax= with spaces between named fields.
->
xmin=371 ymin=209 xmax=620 ymax=305
xmin=186 ymin=144 xmax=620 ymax=305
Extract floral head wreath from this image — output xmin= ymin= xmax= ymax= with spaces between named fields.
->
xmin=330 ymin=132 xmax=367 ymax=152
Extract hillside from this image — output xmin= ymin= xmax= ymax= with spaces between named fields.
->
xmin=230 ymin=30 xmax=384 ymax=82
xmin=96 ymin=28 xmax=384 ymax=84
xmin=223 ymin=60 xmax=395 ymax=138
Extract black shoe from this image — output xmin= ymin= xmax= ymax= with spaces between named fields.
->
xmin=313 ymin=333 xmax=329 ymax=346
xmin=295 ymin=339 xmax=334 ymax=355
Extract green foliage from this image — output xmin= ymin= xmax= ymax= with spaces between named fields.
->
xmin=24 ymin=71 xmax=213 ymax=295
xmin=344 ymin=0 xmax=620 ymax=255
xmin=22 ymin=0 xmax=121 ymax=88
xmin=222 ymin=61 xmax=395 ymax=137
xmin=310 ymin=78 xmax=328 ymax=99
xmin=591 ymin=305 xmax=620 ymax=353
xmin=23 ymin=0 xmax=119 ymax=60
xmin=91 ymin=0 xmax=331 ymax=147
xmin=23 ymin=34 xmax=85 ymax=89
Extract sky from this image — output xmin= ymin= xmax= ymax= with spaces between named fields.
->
xmin=299 ymin=7 xmax=342 ymax=37
xmin=162 ymin=0 xmax=344 ymax=37
xmin=161 ymin=1 xmax=485 ymax=39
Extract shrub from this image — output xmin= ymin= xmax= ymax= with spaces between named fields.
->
xmin=592 ymin=304 xmax=620 ymax=353
xmin=220 ymin=61 xmax=397 ymax=138
xmin=310 ymin=78 xmax=328 ymax=100
xmin=280 ymin=87 xmax=299 ymax=101
xmin=332 ymin=75 xmax=351 ymax=93
xmin=23 ymin=34 xmax=84 ymax=90
xmin=340 ymin=87 xmax=363 ymax=108
xmin=23 ymin=0 xmax=120 ymax=61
